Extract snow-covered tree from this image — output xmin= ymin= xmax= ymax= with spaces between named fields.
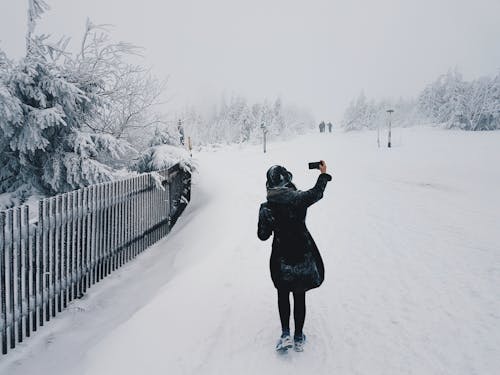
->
xmin=68 ymin=19 xmax=169 ymax=148
xmin=282 ymin=104 xmax=316 ymax=135
xmin=175 ymin=95 xmax=312 ymax=146
xmin=341 ymin=68 xmax=500 ymax=132
xmin=26 ymin=0 xmax=50 ymax=55
xmin=419 ymin=69 xmax=500 ymax=130
xmin=149 ymin=125 xmax=180 ymax=147
xmin=418 ymin=69 xmax=464 ymax=124
xmin=341 ymin=92 xmax=380 ymax=131
xmin=0 ymin=2 xmax=132 ymax=201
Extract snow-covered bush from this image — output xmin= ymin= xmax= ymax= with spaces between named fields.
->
xmin=132 ymin=145 xmax=194 ymax=174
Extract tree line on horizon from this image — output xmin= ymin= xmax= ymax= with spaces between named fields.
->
xmin=341 ymin=69 xmax=500 ymax=131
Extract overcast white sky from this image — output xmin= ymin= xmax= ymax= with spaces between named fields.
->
xmin=1 ymin=0 xmax=499 ymax=121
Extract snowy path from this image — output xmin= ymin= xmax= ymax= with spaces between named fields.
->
xmin=1 ymin=128 xmax=499 ymax=375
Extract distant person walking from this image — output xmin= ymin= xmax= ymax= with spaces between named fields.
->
xmin=327 ymin=122 xmax=332 ymax=133
xmin=258 ymin=161 xmax=332 ymax=353
xmin=319 ymin=121 xmax=325 ymax=133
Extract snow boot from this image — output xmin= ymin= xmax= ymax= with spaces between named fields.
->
xmin=276 ymin=333 xmax=293 ymax=352
xmin=294 ymin=334 xmax=306 ymax=352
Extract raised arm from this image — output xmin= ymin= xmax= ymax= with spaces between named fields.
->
xmin=297 ymin=161 xmax=332 ymax=207
xmin=257 ymin=203 xmax=274 ymax=240
xmin=297 ymin=173 xmax=332 ymax=207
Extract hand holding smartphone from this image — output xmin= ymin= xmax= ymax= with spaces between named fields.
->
xmin=308 ymin=160 xmax=327 ymax=174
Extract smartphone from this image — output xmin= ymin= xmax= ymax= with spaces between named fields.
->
xmin=308 ymin=161 xmax=321 ymax=170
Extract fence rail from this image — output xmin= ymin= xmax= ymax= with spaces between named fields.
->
xmin=0 ymin=164 xmax=191 ymax=355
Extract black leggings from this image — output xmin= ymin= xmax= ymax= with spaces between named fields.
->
xmin=277 ymin=289 xmax=306 ymax=337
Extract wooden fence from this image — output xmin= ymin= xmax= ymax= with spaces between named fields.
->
xmin=0 ymin=164 xmax=191 ymax=355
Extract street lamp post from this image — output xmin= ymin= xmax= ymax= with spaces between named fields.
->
xmin=386 ymin=109 xmax=394 ymax=148
xmin=377 ymin=122 xmax=380 ymax=148
xmin=261 ymin=122 xmax=268 ymax=153
xmin=178 ymin=119 xmax=185 ymax=146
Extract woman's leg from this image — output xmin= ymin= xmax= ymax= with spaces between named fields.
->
xmin=277 ymin=289 xmax=290 ymax=335
xmin=292 ymin=291 xmax=306 ymax=338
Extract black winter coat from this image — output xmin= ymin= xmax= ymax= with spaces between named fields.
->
xmin=257 ymin=173 xmax=332 ymax=291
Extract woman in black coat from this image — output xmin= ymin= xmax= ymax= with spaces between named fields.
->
xmin=258 ymin=161 xmax=332 ymax=352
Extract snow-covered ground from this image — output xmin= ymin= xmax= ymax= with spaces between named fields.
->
xmin=1 ymin=127 xmax=499 ymax=375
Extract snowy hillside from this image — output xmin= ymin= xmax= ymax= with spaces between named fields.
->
xmin=1 ymin=127 xmax=499 ymax=375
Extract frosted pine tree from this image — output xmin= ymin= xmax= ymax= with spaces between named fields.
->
xmin=0 ymin=1 xmax=131 ymax=201
xmin=238 ymin=102 xmax=255 ymax=143
xmin=283 ymin=104 xmax=315 ymax=135
xmin=419 ymin=70 xmax=500 ymax=130
xmin=342 ymin=92 xmax=371 ymax=130
xmin=269 ymin=98 xmax=286 ymax=136
xmin=26 ymin=0 xmax=50 ymax=54
xmin=149 ymin=125 xmax=179 ymax=147
xmin=466 ymin=75 xmax=500 ymax=131
xmin=178 ymin=107 xmax=206 ymax=146
xmin=0 ymin=53 xmax=22 ymax=193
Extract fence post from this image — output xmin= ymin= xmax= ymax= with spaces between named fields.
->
xmin=66 ymin=196 xmax=72 ymax=304
xmin=40 ymin=200 xmax=47 ymax=325
xmin=32 ymin=207 xmax=38 ymax=332
xmin=68 ymin=191 xmax=78 ymax=302
xmin=84 ymin=188 xmax=89 ymax=289
xmin=14 ymin=207 xmax=22 ymax=343
xmin=139 ymin=177 xmax=143 ymax=252
xmin=71 ymin=191 xmax=77 ymax=300
xmin=112 ymin=182 xmax=117 ymax=269
xmin=0 ymin=211 xmax=7 ymax=354
xmin=103 ymin=183 xmax=108 ymax=276
xmin=126 ymin=179 xmax=131 ymax=263
xmin=116 ymin=182 xmax=121 ymax=263
xmin=56 ymin=196 xmax=62 ymax=313
xmin=90 ymin=186 xmax=96 ymax=284
xmin=62 ymin=194 xmax=68 ymax=308
xmin=108 ymin=183 xmax=112 ymax=269
xmin=168 ymin=173 xmax=172 ymax=233
xmin=132 ymin=178 xmax=138 ymax=258
xmin=161 ymin=173 xmax=166 ymax=238
xmin=158 ymin=174 xmax=162 ymax=240
xmin=97 ymin=184 xmax=103 ymax=282
xmin=87 ymin=187 xmax=92 ymax=289
xmin=122 ymin=181 xmax=126 ymax=263
xmin=23 ymin=206 xmax=30 ymax=338
xmin=76 ymin=190 xmax=82 ymax=298
xmin=7 ymin=210 xmax=15 ymax=348
xmin=50 ymin=198 xmax=56 ymax=317
xmin=146 ymin=175 xmax=151 ymax=248
xmin=81 ymin=189 xmax=87 ymax=296
xmin=43 ymin=199 xmax=50 ymax=322
xmin=142 ymin=175 xmax=146 ymax=252
xmin=106 ymin=183 xmax=112 ymax=274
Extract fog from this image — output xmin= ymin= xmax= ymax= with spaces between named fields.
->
xmin=1 ymin=0 xmax=499 ymax=121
